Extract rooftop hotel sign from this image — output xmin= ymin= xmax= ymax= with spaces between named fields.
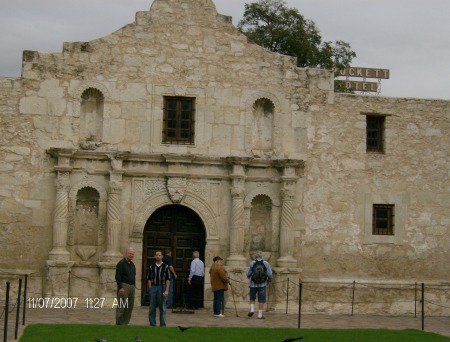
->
xmin=335 ymin=67 xmax=390 ymax=93
xmin=337 ymin=67 xmax=390 ymax=79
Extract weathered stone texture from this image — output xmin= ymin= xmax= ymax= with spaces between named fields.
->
xmin=302 ymin=94 xmax=449 ymax=282
xmin=0 ymin=0 xmax=448 ymax=314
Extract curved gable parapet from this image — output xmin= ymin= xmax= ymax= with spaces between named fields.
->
xmin=149 ymin=0 xmax=218 ymax=25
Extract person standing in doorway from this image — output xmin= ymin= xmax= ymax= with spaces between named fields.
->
xmin=115 ymin=247 xmax=136 ymax=325
xmin=147 ymin=250 xmax=171 ymax=326
xmin=246 ymin=251 xmax=273 ymax=319
xmin=163 ymin=248 xmax=177 ymax=308
xmin=209 ymin=256 xmax=231 ymax=317
xmin=188 ymin=251 xmax=204 ymax=310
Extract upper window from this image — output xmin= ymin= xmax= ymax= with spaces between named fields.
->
xmin=372 ymin=204 xmax=394 ymax=235
xmin=366 ymin=115 xmax=385 ymax=153
xmin=163 ymin=97 xmax=195 ymax=144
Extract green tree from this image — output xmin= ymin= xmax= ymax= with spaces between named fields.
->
xmin=238 ymin=0 xmax=356 ymax=71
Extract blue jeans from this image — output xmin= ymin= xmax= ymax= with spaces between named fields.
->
xmin=213 ymin=290 xmax=224 ymax=315
xmin=249 ymin=286 xmax=267 ymax=303
xmin=148 ymin=286 xmax=166 ymax=326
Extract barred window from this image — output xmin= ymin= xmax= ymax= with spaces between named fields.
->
xmin=163 ymin=97 xmax=195 ymax=144
xmin=372 ymin=204 xmax=394 ymax=235
xmin=366 ymin=115 xmax=385 ymax=153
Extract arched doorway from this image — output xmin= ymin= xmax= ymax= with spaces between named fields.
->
xmin=141 ymin=204 xmax=206 ymax=307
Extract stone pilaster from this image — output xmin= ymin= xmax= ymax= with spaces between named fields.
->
xmin=46 ymin=151 xmax=74 ymax=297
xmin=103 ymin=171 xmax=124 ymax=261
xmin=226 ymin=164 xmax=247 ymax=267
xmin=277 ymin=167 xmax=298 ymax=267
xmin=48 ymin=171 xmax=71 ymax=261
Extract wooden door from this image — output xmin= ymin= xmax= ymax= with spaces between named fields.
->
xmin=141 ymin=204 xmax=205 ymax=306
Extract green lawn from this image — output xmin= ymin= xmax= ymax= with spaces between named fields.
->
xmin=19 ymin=324 xmax=450 ymax=342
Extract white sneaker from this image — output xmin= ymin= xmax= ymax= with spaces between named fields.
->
xmin=214 ymin=314 xmax=225 ymax=317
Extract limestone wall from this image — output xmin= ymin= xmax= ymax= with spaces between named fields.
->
xmin=0 ymin=78 xmax=54 ymax=278
xmin=0 ymin=0 xmax=448 ymax=315
xmin=18 ymin=1 xmax=328 ymax=159
xmin=300 ymin=94 xmax=449 ymax=284
xmin=0 ymin=0 xmax=321 ymax=275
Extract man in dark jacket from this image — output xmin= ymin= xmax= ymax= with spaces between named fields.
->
xmin=115 ymin=247 xmax=136 ymax=325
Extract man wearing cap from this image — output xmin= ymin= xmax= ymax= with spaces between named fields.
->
xmin=209 ymin=256 xmax=231 ymax=317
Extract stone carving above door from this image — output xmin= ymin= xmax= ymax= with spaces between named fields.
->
xmin=167 ymin=177 xmax=187 ymax=203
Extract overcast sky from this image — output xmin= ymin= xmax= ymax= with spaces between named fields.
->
xmin=0 ymin=0 xmax=449 ymax=100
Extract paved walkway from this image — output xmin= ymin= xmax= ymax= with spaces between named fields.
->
xmin=3 ymin=305 xmax=450 ymax=341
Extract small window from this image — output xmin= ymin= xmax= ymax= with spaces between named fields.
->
xmin=372 ymin=204 xmax=394 ymax=235
xmin=163 ymin=97 xmax=195 ymax=144
xmin=366 ymin=115 xmax=385 ymax=153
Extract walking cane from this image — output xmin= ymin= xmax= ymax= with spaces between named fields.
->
xmin=231 ymin=284 xmax=238 ymax=317
xmin=266 ymin=282 xmax=271 ymax=312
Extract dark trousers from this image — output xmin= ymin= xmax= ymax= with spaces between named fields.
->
xmin=115 ymin=283 xmax=135 ymax=325
xmin=189 ymin=275 xmax=204 ymax=309
xmin=213 ymin=290 xmax=224 ymax=315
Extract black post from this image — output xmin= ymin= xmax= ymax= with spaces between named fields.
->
xmin=351 ymin=280 xmax=355 ymax=316
xmin=15 ymin=278 xmax=22 ymax=340
xmin=4 ymin=281 xmax=10 ymax=342
xmin=421 ymin=283 xmax=424 ymax=331
xmin=286 ymin=278 xmax=289 ymax=314
xmin=22 ymin=274 xmax=28 ymax=325
xmin=414 ymin=282 xmax=417 ymax=318
xmin=68 ymin=270 xmax=71 ymax=298
xmin=297 ymin=283 xmax=302 ymax=328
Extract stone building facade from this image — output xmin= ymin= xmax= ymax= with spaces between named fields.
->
xmin=0 ymin=0 xmax=448 ymax=315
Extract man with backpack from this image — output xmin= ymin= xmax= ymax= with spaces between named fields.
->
xmin=246 ymin=251 xmax=273 ymax=319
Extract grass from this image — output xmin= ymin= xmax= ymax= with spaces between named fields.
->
xmin=19 ymin=324 xmax=450 ymax=342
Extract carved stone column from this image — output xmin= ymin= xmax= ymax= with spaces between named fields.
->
xmin=103 ymin=171 xmax=123 ymax=261
xmin=277 ymin=168 xmax=298 ymax=267
xmin=48 ymin=171 xmax=71 ymax=261
xmin=103 ymin=155 xmax=124 ymax=261
xmin=226 ymin=164 xmax=247 ymax=267
xmin=46 ymin=151 xmax=74 ymax=297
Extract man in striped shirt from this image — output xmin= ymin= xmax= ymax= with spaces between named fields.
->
xmin=147 ymin=250 xmax=171 ymax=326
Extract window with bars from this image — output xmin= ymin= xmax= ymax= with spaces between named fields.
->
xmin=366 ymin=115 xmax=385 ymax=153
xmin=163 ymin=97 xmax=195 ymax=144
xmin=372 ymin=204 xmax=394 ymax=235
